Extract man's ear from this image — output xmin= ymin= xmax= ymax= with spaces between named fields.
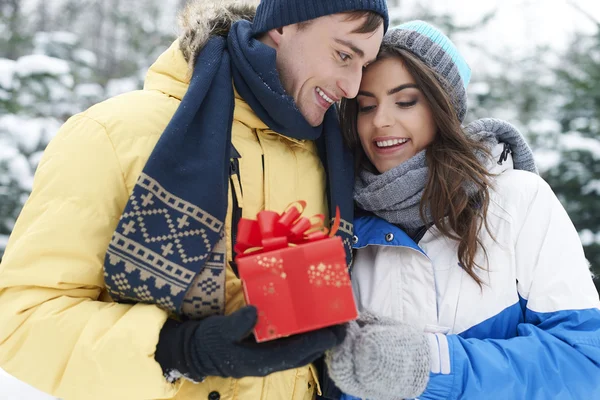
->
xmin=266 ymin=26 xmax=286 ymax=47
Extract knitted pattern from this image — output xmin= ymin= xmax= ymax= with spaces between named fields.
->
xmin=354 ymin=117 xmax=539 ymax=229
xmin=384 ymin=21 xmax=470 ymax=122
xmin=252 ymin=0 xmax=389 ymax=34
xmin=326 ymin=314 xmax=431 ymax=400
xmin=465 ymin=118 xmax=539 ymax=174
xmin=104 ymin=14 xmax=357 ymax=320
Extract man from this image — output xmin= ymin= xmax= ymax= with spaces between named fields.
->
xmin=0 ymin=0 xmax=387 ymax=399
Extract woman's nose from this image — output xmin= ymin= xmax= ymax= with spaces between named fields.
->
xmin=372 ymin=105 xmax=394 ymax=129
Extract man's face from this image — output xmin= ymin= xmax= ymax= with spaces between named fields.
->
xmin=273 ymin=14 xmax=384 ymax=127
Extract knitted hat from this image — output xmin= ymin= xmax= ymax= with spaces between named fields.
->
xmin=383 ymin=21 xmax=471 ymax=122
xmin=252 ymin=0 xmax=389 ymax=35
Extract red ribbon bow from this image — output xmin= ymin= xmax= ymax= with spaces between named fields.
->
xmin=234 ymin=201 xmax=341 ymax=257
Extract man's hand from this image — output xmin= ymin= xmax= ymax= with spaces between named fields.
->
xmin=155 ymin=306 xmax=346 ymax=382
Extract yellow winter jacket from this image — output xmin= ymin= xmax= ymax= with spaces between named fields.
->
xmin=0 ymin=25 xmax=328 ymax=400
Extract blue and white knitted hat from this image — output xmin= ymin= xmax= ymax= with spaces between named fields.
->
xmin=384 ymin=21 xmax=471 ymax=122
xmin=252 ymin=0 xmax=389 ymax=35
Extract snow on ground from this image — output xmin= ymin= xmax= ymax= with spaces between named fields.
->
xmin=0 ymin=368 xmax=57 ymax=400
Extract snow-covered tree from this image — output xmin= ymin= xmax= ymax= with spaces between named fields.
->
xmin=0 ymin=115 xmax=61 ymax=246
xmin=0 ymin=31 xmax=100 ymax=259
xmin=0 ymin=0 xmax=180 ymax=259
xmin=467 ymin=15 xmax=600 ymax=282
xmin=546 ymin=26 xmax=600 ymax=279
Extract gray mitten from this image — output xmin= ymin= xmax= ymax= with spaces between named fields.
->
xmin=325 ymin=315 xmax=431 ymax=400
xmin=356 ymin=309 xmax=400 ymax=327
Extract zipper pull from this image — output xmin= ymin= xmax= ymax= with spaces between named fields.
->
xmin=498 ymin=142 xmax=511 ymax=165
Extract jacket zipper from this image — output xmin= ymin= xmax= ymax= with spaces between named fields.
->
xmin=229 ymin=155 xmax=243 ymax=275
xmin=498 ymin=142 xmax=511 ymax=165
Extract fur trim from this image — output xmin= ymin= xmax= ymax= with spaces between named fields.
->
xmin=178 ymin=0 xmax=258 ymax=71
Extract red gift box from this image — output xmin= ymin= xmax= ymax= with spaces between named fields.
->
xmin=234 ymin=202 xmax=358 ymax=342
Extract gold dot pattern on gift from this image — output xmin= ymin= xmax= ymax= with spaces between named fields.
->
xmin=329 ymin=298 xmax=343 ymax=311
xmin=257 ymin=310 xmax=278 ymax=339
xmin=257 ymin=256 xmax=287 ymax=279
xmin=262 ymin=282 xmax=277 ymax=296
xmin=308 ymin=263 xmax=351 ymax=287
xmin=267 ymin=324 xmax=278 ymax=337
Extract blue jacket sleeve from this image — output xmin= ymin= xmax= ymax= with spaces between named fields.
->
xmin=421 ymin=306 xmax=600 ymax=399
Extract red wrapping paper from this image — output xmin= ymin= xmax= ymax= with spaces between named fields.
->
xmin=234 ymin=202 xmax=358 ymax=342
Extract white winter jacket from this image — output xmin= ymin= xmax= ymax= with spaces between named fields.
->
xmin=351 ymin=163 xmax=600 ymax=399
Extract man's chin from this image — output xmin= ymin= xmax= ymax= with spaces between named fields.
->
xmin=301 ymin=109 xmax=326 ymax=127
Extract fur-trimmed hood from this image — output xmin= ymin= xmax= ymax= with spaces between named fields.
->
xmin=178 ymin=0 xmax=258 ymax=71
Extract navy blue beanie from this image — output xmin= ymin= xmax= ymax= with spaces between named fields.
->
xmin=252 ymin=0 xmax=389 ymax=35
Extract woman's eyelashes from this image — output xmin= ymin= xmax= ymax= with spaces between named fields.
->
xmin=396 ymin=100 xmax=417 ymax=108
xmin=358 ymin=99 xmax=418 ymax=113
xmin=358 ymin=104 xmax=376 ymax=113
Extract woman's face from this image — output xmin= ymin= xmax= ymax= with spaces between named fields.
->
xmin=356 ymin=56 xmax=437 ymax=174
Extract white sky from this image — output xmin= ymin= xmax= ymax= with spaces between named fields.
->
xmin=398 ymin=0 xmax=600 ymax=53
xmin=390 ymin=0 xmax=600 ymax=78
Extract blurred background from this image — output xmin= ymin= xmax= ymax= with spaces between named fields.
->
xmin=0 ymin=0 xmax=599 ymax=398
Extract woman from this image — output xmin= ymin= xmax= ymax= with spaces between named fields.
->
xmin=325 ymin=21 xmax=600 ymax=400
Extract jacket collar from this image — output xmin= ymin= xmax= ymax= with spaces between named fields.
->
xmin=353 ymin=215 xmax=426 ymax=256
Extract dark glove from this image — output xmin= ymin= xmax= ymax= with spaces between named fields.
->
xmin=155 ymin=305 xmax=346 ymax=382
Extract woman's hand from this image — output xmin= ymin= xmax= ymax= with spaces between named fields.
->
xmin=325 ymin=311 xmax=431 ymax=400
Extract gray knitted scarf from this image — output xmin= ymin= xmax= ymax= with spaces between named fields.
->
xmin=354 ymin=118 xmax=538 ymax=229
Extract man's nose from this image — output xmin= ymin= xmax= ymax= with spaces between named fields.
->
xmin=338 ymin=66 xmax=363 ymax=99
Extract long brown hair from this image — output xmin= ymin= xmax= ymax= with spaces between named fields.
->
xmin=340 ymin=43 xmax=494 ymax=285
